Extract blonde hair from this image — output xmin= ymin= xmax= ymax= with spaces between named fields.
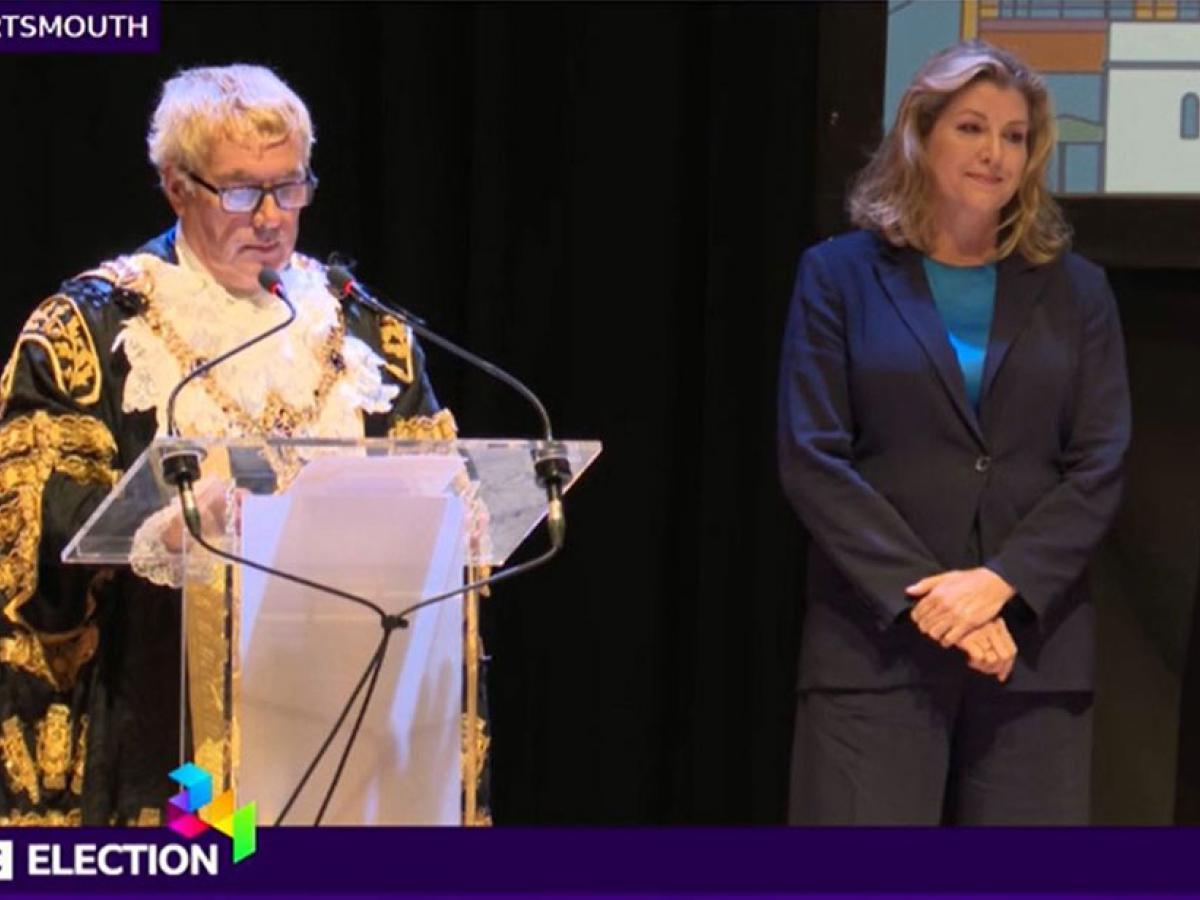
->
xmin=147 ymin=64 xmax=314 ymax=184
xmin=848 ymin=40 xmax=1069 ymax=263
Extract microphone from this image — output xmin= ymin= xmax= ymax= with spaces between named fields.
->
xmin=257 ymin=265 xmax=286 ymax=296
xmin=160 ymin=266 xmax=298 ymax=529
xmin=326 ymin=264 xmax=570 ymax=548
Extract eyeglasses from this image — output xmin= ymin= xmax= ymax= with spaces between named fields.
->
xmin=186 ymin=170 xmax=318 ymax=213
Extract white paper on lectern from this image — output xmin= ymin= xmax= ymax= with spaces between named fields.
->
xmin=287 ymin=452 xmax=465 ymax=496
xmin=236 ymin=454 xmax=468 ymax=825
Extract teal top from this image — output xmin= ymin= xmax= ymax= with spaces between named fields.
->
xmin=921 ymin=257 xmax=997 ymax=410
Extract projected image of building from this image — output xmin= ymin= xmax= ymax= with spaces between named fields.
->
xmin=886 ymin=0 xmax=1200 ymax=196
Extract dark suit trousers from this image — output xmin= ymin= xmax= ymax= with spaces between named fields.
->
xmin=788 ymin=677 xmax=1093 ymax=825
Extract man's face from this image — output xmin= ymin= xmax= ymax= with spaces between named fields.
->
xmin=164 ymin=134 xmax=306 ymax=294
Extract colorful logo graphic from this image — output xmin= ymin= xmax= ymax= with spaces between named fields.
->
xmin=166 ymin=763 xmax=256 ymax=863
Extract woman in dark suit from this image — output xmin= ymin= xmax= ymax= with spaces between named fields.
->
xmin=778 ymin=41 xmax=1130 ymax=825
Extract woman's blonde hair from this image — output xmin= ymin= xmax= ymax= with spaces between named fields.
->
xmin=848 ymin=40 xmax=1069 ymax=263
xmin=147 ymin=64 xmax=314 ymax=184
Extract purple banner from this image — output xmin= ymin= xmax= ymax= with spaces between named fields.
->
xmin=0 ymin=1 xmax=159 ymax=54
xmin=0 ymin=827 xmax=1198 ymax=895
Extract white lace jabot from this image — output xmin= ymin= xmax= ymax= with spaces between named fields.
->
xmin=113 ymin=227 xmax=399 ymax=439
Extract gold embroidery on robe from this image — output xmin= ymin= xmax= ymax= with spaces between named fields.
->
xmin=0 ymin=808 xmax=81 ymax=826
xmin=183 ymin=453 xmax=236 ymax=794
xmin=1 ymin=715 xmax=39 ymax=804
xmin=2 ymin=706 xmax=89 ymax=806
xmin=0 ymin=295 xmax=102 ymax=407
xmin=0 ymin=632 xmax=56 ymax=686
xmin=388 ymin=408 xmax=458 ymax=441
xmin=36 ymin=703 xmax=72 ymax=792
xmin=0 ymin=412 xmax=117 ymax=630
xmin=0 ymin=355 xmax=16 ymax=420
xmin=0 ymin=625 xmax=98 ymax=692
xmin=0 ymin=566 xmax=106 ymax=691
xmin=379 ymin=315 xmax=415 ymax=385
xmin=461 ymin=563 xmax=491 ymax=827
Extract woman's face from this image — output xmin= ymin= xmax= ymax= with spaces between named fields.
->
xmin=924 ymin=80 xmax=1030 ymax=230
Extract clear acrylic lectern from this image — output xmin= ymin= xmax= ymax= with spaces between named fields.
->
xmin=62 ymin=436 xmax=601 ymax=825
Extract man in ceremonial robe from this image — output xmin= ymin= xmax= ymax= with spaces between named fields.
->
xmin=0 ymin=64 xmax=456 ymax=825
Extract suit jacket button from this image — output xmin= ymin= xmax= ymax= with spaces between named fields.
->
xmin=974 ymin=455 xmax=991 ymax=473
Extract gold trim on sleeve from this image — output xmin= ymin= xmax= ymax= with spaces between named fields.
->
xmin=0 ymin=808 xmax=81 ymax=826
xmin=0 ymin=624 xmax=98 ymax=692
xmin=0 ymin=412 xmax=118 ymax=631
xmin=379 ymin=315 xmax=415 ymax=385
xmin=0 ymin=353 xmax=17 ymax=420
xmin=0 ymin=568 xmax=104 ymax=691
xmin=0 ymin=631 xmax=57 ymax=686
xmin=1 ymin=295 xmax=102 ymax=407
xmin=388 ymin=408 xmax=459 ymax=441
xmin=1 ymin=715 xmax=40 ymax=805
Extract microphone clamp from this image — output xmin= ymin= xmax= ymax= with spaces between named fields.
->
xmin=160 ymin=443 xmax=205 ymax=487
xmin=160 ymin=443 xmax=206 ymax=535
xmin=533 ymin=442 xmax=572 ymax=548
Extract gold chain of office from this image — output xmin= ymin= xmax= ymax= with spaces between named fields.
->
xmin=138 ymin=297 xmax=348 ymax=437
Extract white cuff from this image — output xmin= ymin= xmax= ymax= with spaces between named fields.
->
xmin=129 ymin=502 xmax=185 ymax=588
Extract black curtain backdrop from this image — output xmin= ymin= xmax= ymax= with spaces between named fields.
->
xmin=0 ymin=1 xmax=1195 ymax=825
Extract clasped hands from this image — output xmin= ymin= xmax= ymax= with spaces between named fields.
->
xmin=906 ymin=567 xmax=1017 ymax=682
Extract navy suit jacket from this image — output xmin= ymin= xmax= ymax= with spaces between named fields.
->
xmin=778 ymin=230 xmax=1130 ymax=691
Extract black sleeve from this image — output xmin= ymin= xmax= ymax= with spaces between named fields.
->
xmin=777 ymin=247 xmax=944 ymax=627
xmin=0 ymin=292 xmax=119 ymax=635
xmin=344 ymin=301 xmax=457 ymax=438
xmin=984 ymin=264 xmax=1131 ymax=618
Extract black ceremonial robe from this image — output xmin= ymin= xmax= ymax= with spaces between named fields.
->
xmin=0 ymin=228 xmax=452 ymax=825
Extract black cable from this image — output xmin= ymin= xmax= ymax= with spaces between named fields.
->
xmin=273 ymin=631 xmax=386 ymax=826
xmin=178 ymin=517 xmax=386 ymax=619
xmin=314 ymin=630 xmax=391 ymax=825
xmin=407 ymin=317 xmax=553 ymax=440
xmin=394 ymin=544 xmax=560 ymax=622
xmin=326 ymin=264 xmax=572 ymax=548
xmin=326 ymin=261 xmax=553 ymax=439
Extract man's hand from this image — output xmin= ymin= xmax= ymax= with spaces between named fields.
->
xmin=907 ymin=567 xmax=1016 ymax=648
xmin=956 ymin=617 xmax=1017 ymax=682
xmin=162 ymin=477 xmax=237 ymax=553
